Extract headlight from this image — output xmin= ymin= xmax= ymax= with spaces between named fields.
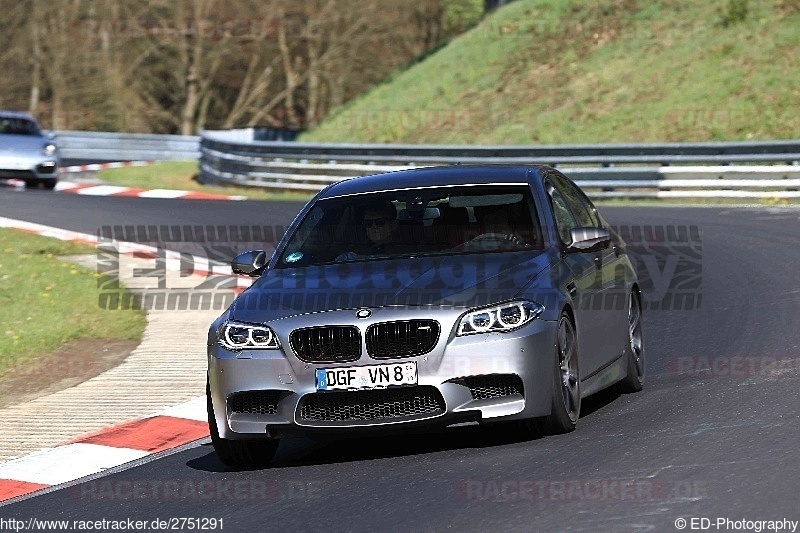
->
xmin=457 ymin=301 xmax=544 ymax=336
xmin=219 ymin=321 xmax=280 ymax=350
xmin=41 ymin=144 xmax=57 ymax=156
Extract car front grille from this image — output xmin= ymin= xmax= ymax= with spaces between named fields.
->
xmin=290 ymin=326 xmax=361 ymax=363
xmin=298 ymin=386 xmax=445 ymax=422
xmin=366 ymin=320 xmax=440 ymax=359
xmin=35 ymin=163 xmax=57 ymax=174
xmin=0 ymin=169 xmax=34 ymax=179
xmin=228 ymin=390 xmax=283 ymax=415
xmin=462 ymin=375 xmax=524 ymax=400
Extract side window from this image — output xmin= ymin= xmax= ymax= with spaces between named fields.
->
xmin=546 ymin=179 xmax=577 ymax=244
xmin=552 ymin=174 xmax=600 ymax=228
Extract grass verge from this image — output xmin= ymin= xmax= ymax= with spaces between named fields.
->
xmin=96 ymin=161 xmax=315 ymax=202
xmin=302 ymin=0 xmax=800 ymax=144
xmin=0 ymin=228 xmax=146 ymax=377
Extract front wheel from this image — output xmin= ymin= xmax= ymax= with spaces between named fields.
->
xmin=207 ymin=380 xmax=278 ymax=468
xmin=541 ymin=313 xmax=581 ymax=435
xmin=617 ymin=291 xmax=645 ymax=393
xmin=23 ymin=179 xmax=56 ymax=190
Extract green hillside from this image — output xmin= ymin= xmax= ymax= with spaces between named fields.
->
xmin=302 ymin=0 xmax=800 ymax=144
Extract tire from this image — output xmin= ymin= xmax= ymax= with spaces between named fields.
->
xmin=207 ymin=380 xmax=278 ymax=468
xmin=541 ymin=313 xmax=580 ymax=435
xmin=23 ymin=179 xmax=56 ymax=190
xmin=617 ymin=290 xmax=645 ymax=393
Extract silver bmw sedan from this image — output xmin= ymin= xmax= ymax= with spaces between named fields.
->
xmin=207 ymin=165 xmax=645 ymax=467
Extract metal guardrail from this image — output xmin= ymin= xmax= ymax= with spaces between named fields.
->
xmin=54 ymin=130 xmax=200 ymax=161
xmin=199 ymin=130 xmax=800 ymax=199
xmin=49 ymin=129 xmax=800 ymax=198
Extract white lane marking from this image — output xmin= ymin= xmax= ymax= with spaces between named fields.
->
xmin=0 ymin=216 xmax=98 ymax=244
xmin=0 ymin=216 xmax=243 ymax=281
xmin=158 ymin=396 xmax=207 ymax=422
xmin=60 ymin=161 xmax=152 ymax=173
xmin=54 ymin=181 xmax=82 ymax=191
xmin=137 ymin=189 xmax=189 ymax=199
xmin=74 ymin=185 xmax=132 ymax=196
xmin=0 ymin=444 xmax=149 ymax=486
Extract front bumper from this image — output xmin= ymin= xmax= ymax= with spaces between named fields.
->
xmin=0 ymin=156 xmax=58 ymax=181
xmin=208 ymin=308 xmax=558 ymax=440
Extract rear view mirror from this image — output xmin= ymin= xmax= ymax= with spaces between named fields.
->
xmin=231 ymin=250 xmax=268 ymax=277
xmin=567 ymin=228 xmax=611 ymax=253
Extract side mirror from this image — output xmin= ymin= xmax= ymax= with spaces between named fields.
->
xmin=567 ymin=227 xmax=611 ymax=253
xmin=231 ymin=250 xmax=268 ymax=277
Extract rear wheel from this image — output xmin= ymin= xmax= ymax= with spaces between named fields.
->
xmin=541 ymin=313 xmax=580 ymax=435
xmin=617 ymin=291 xmax=645 ymax=393
xmin=207 ymin=380 xmax=278 ymax=468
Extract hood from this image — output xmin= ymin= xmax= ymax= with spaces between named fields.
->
xmin=0 ymin=133 xmax=50 ymax=153
xmin=230 ymin=250 xmax=558 ymax=322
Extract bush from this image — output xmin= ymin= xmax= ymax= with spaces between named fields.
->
xmin=719 ymin=0 xmax=749 ymax=27
xmin=444 ymin=0 xmax=485 ymax=34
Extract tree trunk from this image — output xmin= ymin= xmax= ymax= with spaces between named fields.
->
xmin=277 ymin=16 xmax=300 ymax=128
xmin=181 ymin=44 xmax=200 ymax=135
xmin=28 ymin=7 xmax=41 ymax=116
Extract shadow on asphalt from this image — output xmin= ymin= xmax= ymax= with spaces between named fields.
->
xmin=187 ymin=386 xmax=624 ymax=473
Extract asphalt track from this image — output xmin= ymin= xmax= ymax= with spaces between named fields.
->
xmin=1 ymin=186 xmax=799 ymax=531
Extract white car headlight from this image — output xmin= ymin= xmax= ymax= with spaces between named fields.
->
xmin=219 ymin=321 xmax=280 ymax=350
xmin=457 ymin=301 xmax=544 ymax=336
xmin=41 ymin=143 xmax=57 ymax=156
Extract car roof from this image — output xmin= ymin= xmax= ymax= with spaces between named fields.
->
xmin=0 ymin=111 xmax=38 ymax=122
xmin=320 ymin=165 xmax=550 ymax=198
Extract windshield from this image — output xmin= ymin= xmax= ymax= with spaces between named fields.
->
xmin=0 ymin=117 xmax=40 ymax=135
xmin=274 ymin=185 xmax=542 ymax=269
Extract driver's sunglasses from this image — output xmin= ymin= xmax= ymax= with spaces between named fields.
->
xmin=363 ymin=217 xmax=390 ymax=228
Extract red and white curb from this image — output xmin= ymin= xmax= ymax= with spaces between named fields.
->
xmin=0 ymin=397 xmax=208 ymax=502
xmin=0 ymin=216 xmax=254 ymax=293
xmin=5 ymin=160 xmax=246 ymax=201
xmin=0 ymin=216 xmax=259 ymax=502
xmin=60 ymin=161 xmax=154 ymax=173
xmin=53 ymin=181 xmax=246 ymax=201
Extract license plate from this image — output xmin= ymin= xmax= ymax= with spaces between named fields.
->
xmin=316 ymin=362 xmax=417 ymax=391
xmin=0 ymin=158 xmax=28 ymax=170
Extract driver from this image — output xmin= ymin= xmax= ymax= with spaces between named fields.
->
xmin=362 ymin=203 xmax=399 ymax=254
xmin=336 ymin=202 xmax=399 ymax=260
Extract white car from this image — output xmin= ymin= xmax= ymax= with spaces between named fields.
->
xmin=0 ymin=111 xmax=58 ymax=189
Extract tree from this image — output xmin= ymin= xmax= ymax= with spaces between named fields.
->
xmin=0 ymin=0 xmax=464 ymax=133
